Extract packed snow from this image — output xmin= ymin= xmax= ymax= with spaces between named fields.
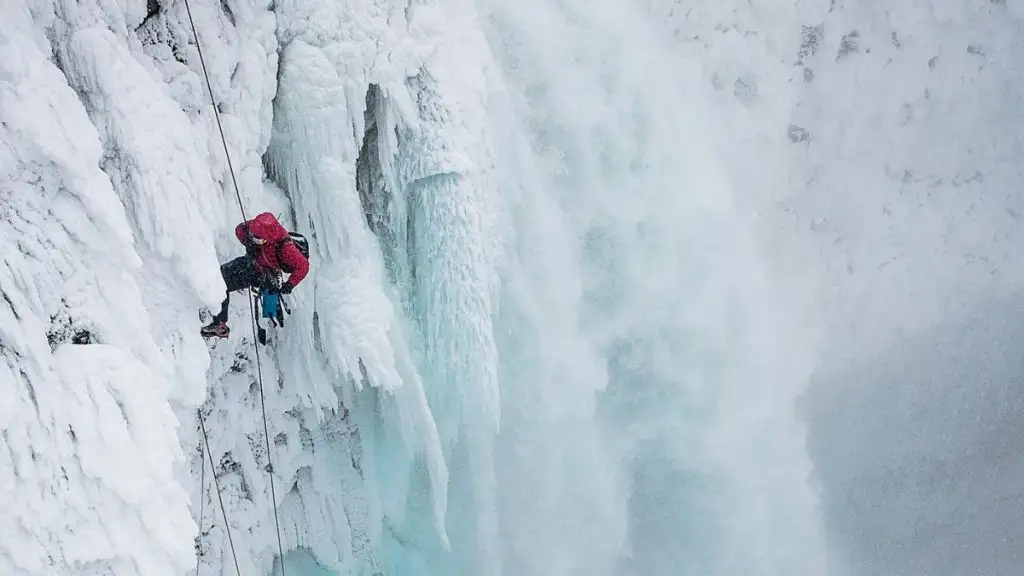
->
xmin=3 ymin=0 xmax=1021 ymax=575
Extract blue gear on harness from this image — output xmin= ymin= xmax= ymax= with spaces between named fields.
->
xmin=261 ymin=291 xmax=280 ymax=319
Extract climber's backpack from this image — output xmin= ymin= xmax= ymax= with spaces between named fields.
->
xmin=274 ymin=232 xmax=310 ymax=272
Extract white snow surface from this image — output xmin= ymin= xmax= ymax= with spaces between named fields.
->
xmin=6 ymin=0 xmax=1018 ymax=575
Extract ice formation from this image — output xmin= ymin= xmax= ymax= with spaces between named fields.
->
xmin=20 ymin=0 xmax=1021 ymax=574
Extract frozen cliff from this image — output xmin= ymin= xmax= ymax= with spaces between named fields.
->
xmin=17 ymin=0 xmax=1020 ymax=575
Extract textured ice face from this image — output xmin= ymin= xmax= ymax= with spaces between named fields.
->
xmin=0 ymin=1 xmax=216 ymax=574
xmin=17 ymin=0 xmax=1019 ymax=575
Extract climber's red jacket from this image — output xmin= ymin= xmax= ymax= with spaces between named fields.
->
xmin=235 ymin=212 xmax=309 ymax=287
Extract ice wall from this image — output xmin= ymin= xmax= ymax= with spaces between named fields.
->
xmin=264 ymin=0 xmax=502 ymax=572
xmin=0 ymin=0 xmax=290 ymax=573
xmin=0 ymin=0 xmax=236 ymax=573
xmin=2 ymin=0 xmax=467 ymax=572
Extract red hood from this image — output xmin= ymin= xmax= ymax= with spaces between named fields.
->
xmin=233 ymin=211 xmax=310 ymax=287
xmin=246 ymin=212 xmax=288 ymax=242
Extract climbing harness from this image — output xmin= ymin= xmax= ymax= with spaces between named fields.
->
xmin=182 ymin=0 xmax=287 ymax=572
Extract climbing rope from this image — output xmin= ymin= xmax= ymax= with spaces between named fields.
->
xmin=181 ymin=0 xmax=248 ymax=223
xmin=200 ymin=411 xmax=243 ymax=576
xmin=181 ymin=0 xmax=287 ymax=573
xmin=195 ymin=426 xmax=206 ymax=576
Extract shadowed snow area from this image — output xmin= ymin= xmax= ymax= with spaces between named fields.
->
xmin=2 ymin=0 xmax=1023 ymax=575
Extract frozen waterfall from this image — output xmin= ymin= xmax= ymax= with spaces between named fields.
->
xmin=1 ymin=0 xmax=826 ymax=574
xmin=8 ymin=0 xmax=1018 ymax=575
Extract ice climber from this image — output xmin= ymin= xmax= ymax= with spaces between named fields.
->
xmin=201 ymin=212 xmax=310 ymax=338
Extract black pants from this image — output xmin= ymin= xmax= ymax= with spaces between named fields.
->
xmin=213 ymin=256 xmax=275 ymax=324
